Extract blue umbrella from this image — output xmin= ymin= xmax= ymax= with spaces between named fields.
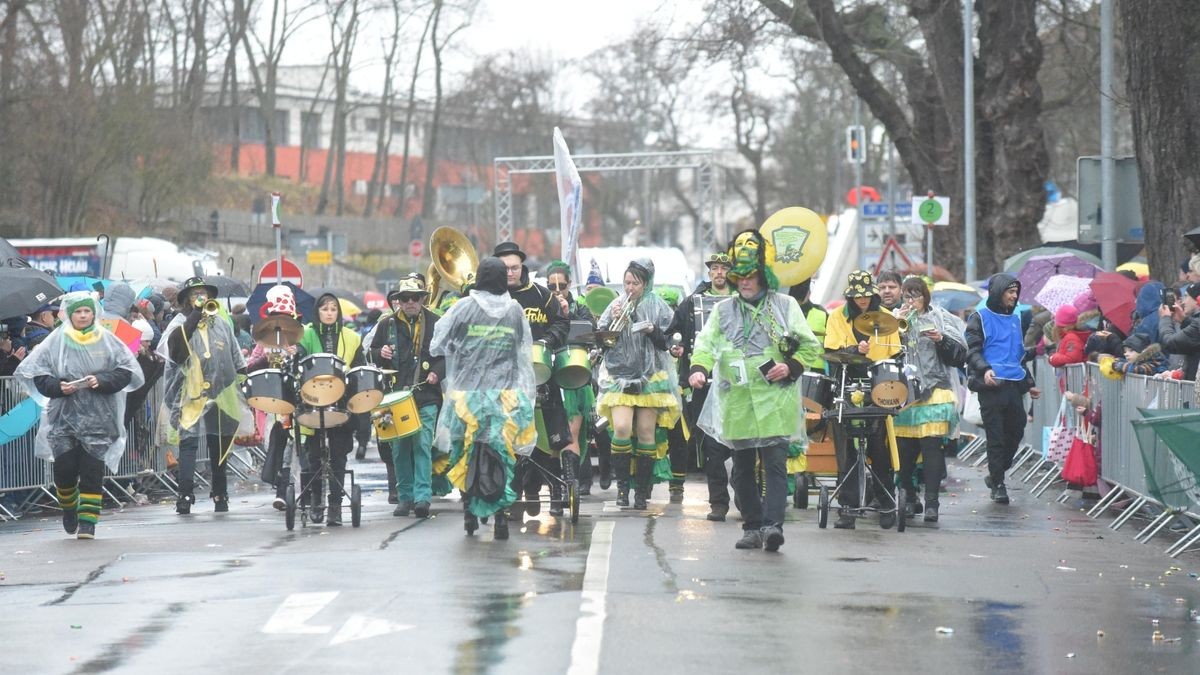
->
xmin=247 ymin=281 xmax=314 ymax=326
xmin=55 ymin=275 xmax=110 ymax=293
xmin=931 ymin=289 xmax=983 ymax=313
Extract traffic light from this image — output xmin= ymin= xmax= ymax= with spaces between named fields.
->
xmin=846 ymin=125 xmax=866 ymax=164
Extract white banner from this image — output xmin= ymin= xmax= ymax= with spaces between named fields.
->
xmin=553 ymin=127 xmax=583 ymax=282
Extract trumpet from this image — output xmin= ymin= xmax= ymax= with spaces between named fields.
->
xmin=606 ymin=293 xmax=639 ymax=337
xmin=198 ymin=299 xmax=221 ymax=316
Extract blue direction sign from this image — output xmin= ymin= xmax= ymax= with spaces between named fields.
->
xmin=861 ymin=202 xmax=912 ymax=219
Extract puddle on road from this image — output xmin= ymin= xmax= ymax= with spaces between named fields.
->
xmin=834 ymin=557 xmax=878 ymax=563
xmin=72 ymin=602 xmax=187 ymax=673
xmin=452 ymin=592 xmax=529 ymax=675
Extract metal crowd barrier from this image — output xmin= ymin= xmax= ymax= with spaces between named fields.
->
xmin=0 ymin=375 xmax=239 ymax=520
xmin=994 ymin=359 xmax=1200 ymax=557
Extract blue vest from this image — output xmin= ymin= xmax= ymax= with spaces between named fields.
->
xmin=978 ymin=307 xmax=1026 ymax=381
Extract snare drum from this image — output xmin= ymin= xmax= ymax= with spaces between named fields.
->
xmin=297 ymin=354 xmax=346 ymax=406
xmin=295 ymin=404 xmax=350 ymax=429
xmin=868 ymin=359 xmax=908 ymax=408
xmin=532 ymin=341 xmax=553 ymax=385
xmin=242 ymin=369 xmax=296 ymax=415
xmin=553 ymin=346 xmax=592 ymax=390
xmin=344 ymin=365 xmax=385 ymax=413
xmin=799 ymin=372 xmax=835 ymax=413
xmin=372 ymin=390 xmax=420 ymax=441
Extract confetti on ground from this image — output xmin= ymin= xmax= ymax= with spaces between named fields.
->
xmin=1056 ymin=566 xmax=1077 ymax=572
xmin=935 ymin=627 xmax=954 ymax=635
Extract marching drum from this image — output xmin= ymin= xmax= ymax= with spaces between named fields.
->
xmin=242 ymin=369 xmax=296 ymax=415
xmin=532 ymin=341 xmax=553 ymax=385
xmin=295 ymin=404 xmax=350 ymax=429
xmin=799 ymin=372 xmax=835 ymax=413
xmin=868 ymin=359 xmax=908 ymax=408
xmin=297 ymin=354 xmax=347 ymax=406
xmin=344 ymin=365 xmax=385 ymax=413
xmin=553 ymin=346 xmax=592 ymax=390
xmin=372 ymin=390 xmax=421 ymax=441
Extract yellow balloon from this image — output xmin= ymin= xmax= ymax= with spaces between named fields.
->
xmin=761 ymin=207 xmax=828 ymax=286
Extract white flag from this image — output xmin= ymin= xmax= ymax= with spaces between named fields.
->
xmin=553 ymin=127 xmax=583 ymax=282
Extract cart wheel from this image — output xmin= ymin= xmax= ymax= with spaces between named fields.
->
xmin=896 ymin=486 xmax=907 ymax=533
xmin=350 ymin=484 xmax=362 ymax=528
xmin=817 ymin=485 xmax=829 ymax=529
xmin=793 ymin=474 xmax=810 ymax=510
xmin=569 ymin=483 xmax=580 ymax=524
xmin=284 ymin=484 xmax=296 ymax=532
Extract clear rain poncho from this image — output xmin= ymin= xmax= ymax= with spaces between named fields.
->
xmin=15 ymin=297 xmax=145 ymax=471
xmin=430 ymin=289 xmax=537 ymax=516
xmin=691 ymin=291 xmax=822 ymax=451
xmin=157 ymin=311 xmax=251 ymax=441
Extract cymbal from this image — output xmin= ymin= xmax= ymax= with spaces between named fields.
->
xmin=253 ymin=315 xmax=304 ymax=347
xmin=824 ymin=351 xmax=873 ymax=366
xmin=853 ymin=311 xmax=900 ymax=336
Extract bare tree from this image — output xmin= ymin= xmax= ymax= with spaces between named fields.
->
xmin=419 ymin=0 xmax=474 ymax=220
xmin=242 ymin=0 xmax=316 ymax=177
xmin=363 ymin=0 xmax=410 ymax=217
xmin=392 ymin=2 xmax=435 ymax=218
xmin=316 ymin=0 xmax=361 ymax=216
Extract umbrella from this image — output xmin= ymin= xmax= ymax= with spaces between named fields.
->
xmin=336 ymin=297 xmax=362 ymax=318
xmin=1116 ymin=261 xmax=1149 ymax=279
xmin=1033 ymin=274 xmax=1093 ymax=313
xmin=361 ymin=291 xmax=387 ymax=311
xmin=931 ymin=288 xmax=984 ymax=313
xmin=99 ymin=317 xmax=141 ymax=354
xmin=1016 ymin=254 xmax=1102 ymax=304
xmin=204 ymin=275 xmax=250 ymax=297
xmin=932 ymin=281 xmax=978 ymax=294
xmin=1003 ymin=246 xmax=1104 ymax=273
xmin=0 ymin=236 xmax=21 ymax=263
xmin=1089 ymin=272 xmax=1140 ymax=336
xmin=0 ymin=260 xmax=63 ymax=320
xmin=56 ymin=275 xmax=110 ymax=293
xmin=247 ymin=281 xmax=315 ymax=326
xmin=1185 ymin=226 xmax=1200 ymax=251
xmin=896 ymin=264 xmax=957 ymax=283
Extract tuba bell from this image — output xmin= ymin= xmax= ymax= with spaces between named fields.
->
xmin=427 ymin=227 xmax=478 ymax=309
xmin=425 ymin=262 xmax=442 ymax=310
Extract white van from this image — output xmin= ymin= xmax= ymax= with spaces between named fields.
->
xmin=108 ymin=236 xmax=221 ymax=281
xmin=575 ymin=246 xmax=697 ymax=299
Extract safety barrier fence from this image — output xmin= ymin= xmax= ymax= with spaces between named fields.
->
xmin=958 ymin=358 xmax=1200 ymax=558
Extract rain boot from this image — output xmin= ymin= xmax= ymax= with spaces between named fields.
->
xmin=57 ymin=485 xmax=79 ymax=535
xmin=924 ymin=498 xmax=939 ymax=523
xmin=634 ymin=454 xmax=654 ymax=510
xmin=463 ymin=495 xmax=478 ymax=535
xmin=327 ymin=498 xmax=343 ymax=527
xmin=493 ymin=510 xmax=509 ymax=540
xmin=613 ymin=453 xmax=631 ymax=507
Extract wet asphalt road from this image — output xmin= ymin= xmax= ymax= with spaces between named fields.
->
xmin=2 ymin=449 xmax=1200 ymax=675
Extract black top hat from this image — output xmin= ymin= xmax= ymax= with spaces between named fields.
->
xmin=492 ymin=241 xmax=526 ymax=261
xmin=178 ymin=276 xmax=219 ymax=302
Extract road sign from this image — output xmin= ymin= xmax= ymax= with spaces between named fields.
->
xmin=862 ymin=202 xmax=913 ymax=219
xmin=912 ymin=196 xmax=950 ymax=226
xmin=1076 ymin=156 xmax=1143 ymax=244
xmin=259 ymin=257 xmax=303 ymax=287
xmin=307 ymin=250 xmax=332 ymax=266
xmin=409 ymin=239 xmax=423 ymax=258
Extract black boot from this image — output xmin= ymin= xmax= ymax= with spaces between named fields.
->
xmin=463 ymin=498 xmax=478 ymax=535
xmin=577 ymin=452 xmax=593 ymax=496
xmin=326 ymin=501 xmax=342 ymax=526
xmin=924 ymin=499 xmax=940 ymax=523
xmin=634 ymin=455 xmax=654 ymax=510
xmin=493 ymin=510 xmax=509 ymax=540
xmin=385 ymin=461 xmax=398 ymax=504
xmin=613 ymin=454 xmax=631 ymax=507
xmin=598 ymin=446 xmax=613 ymax=490
xmin=175 ymin=494 xmax=194 ymax=515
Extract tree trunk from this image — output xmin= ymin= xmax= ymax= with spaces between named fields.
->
xmin=394 ymin=6 xmax=434 ymax=217
xmin=1120 ymin=0 xmax=1200 ymax=282
xmin=975 ymin=0 xmax=1048 ymax=274
xmin=420 ymin=0 xmax=444 ymax=220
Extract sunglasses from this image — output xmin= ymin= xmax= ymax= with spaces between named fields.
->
xmin=548 ymin=282 xmax=568 ymax=291
xmin=396 ymin=295 xmax=423 ymax=303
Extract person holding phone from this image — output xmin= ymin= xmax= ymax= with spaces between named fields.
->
xmin=15 ymin=291 xmax=144 ymax=539
xmin=688 ymin=230 xmax=820 ymax=552
xmin=893 ymin=277 xmax=966 ymax=523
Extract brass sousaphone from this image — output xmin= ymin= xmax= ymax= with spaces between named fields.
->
xmin=427 ymin=226 xmax=478 ymax=309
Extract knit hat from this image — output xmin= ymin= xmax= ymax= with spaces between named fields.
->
xmin=1054 ymin=304 xmax=1079 ymax=328
xmin=1186 ymin=283 xmax=1200 ymax=301
xmin=1123 ymin=332 xmax=1151 ymax=353
xmin=132 ymin=318 xmax=154 ymax=343
xmin=64 ymin=291 xmax=99 ymax=317
xmin=843 ymin=270 xmax=879 ymax=299
xmin=585 ymin=259 xmax=604 ymax=287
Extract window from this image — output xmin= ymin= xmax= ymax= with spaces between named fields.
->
xmin=353 ymin=180 xmax=369 ymax=196
xmin=365 ymin=117 xmax=379 ymax=132
xmin=301 ymin=112 xmax=322 ymax=148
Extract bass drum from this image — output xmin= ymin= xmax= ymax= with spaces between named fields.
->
xmin=243 ymin=369 xmax=296 ymax=415
xmin=799 ymin=372 xmax=835 ymax=413
xmin=295 ymin=405 xmax=350 ymax=429
xmin=869 ymin=359 xmax=908 ymax=408
xmin=344 ymin=365 xmax=385 ymax=413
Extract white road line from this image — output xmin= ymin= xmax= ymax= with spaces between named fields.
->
xmin=567 ymin=520 xmax=615 ymax=675
xmin=262 ymin=592 xmax=338 ymax=634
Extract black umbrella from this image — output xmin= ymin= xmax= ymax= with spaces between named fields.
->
xmin=0 ymin=236 xmax=21 ymax=263
xmin=1184 ymin=226 xmax=1200 ymax=252
xmin=0 ymin=259 xmax=62 ymax=320
xmin=204 ymin=274 xmax=250 ymax=298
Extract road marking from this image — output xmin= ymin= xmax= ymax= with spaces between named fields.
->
xmin=329 ymin=614 xmax=414 ymax=645
xmin=567 ymin=520 xmax=615 ymax=675
xmin=262 ymin=592 xmax=338 ymax=634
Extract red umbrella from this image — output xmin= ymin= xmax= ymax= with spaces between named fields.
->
xmin=1089 ymin=272 xmax=1139 ymax=336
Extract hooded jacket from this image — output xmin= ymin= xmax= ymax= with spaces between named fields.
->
xmin=965 ymin=273 xmax=1034 ymax=392
xmin=1048 ymin=327 xmax=1091 ymax=367
xmin=1133 ymin=282 xmax=1165 ymax=344
xmin=1159 ymin=310 xmax=1200 ymax=380
xmin=298 ymin=293 xmax=364 ymax=368
xmin=1112 ymin=343 xmax=1168 ymax=376
xmin=102 ymin=282 xmax=137 ymax=320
